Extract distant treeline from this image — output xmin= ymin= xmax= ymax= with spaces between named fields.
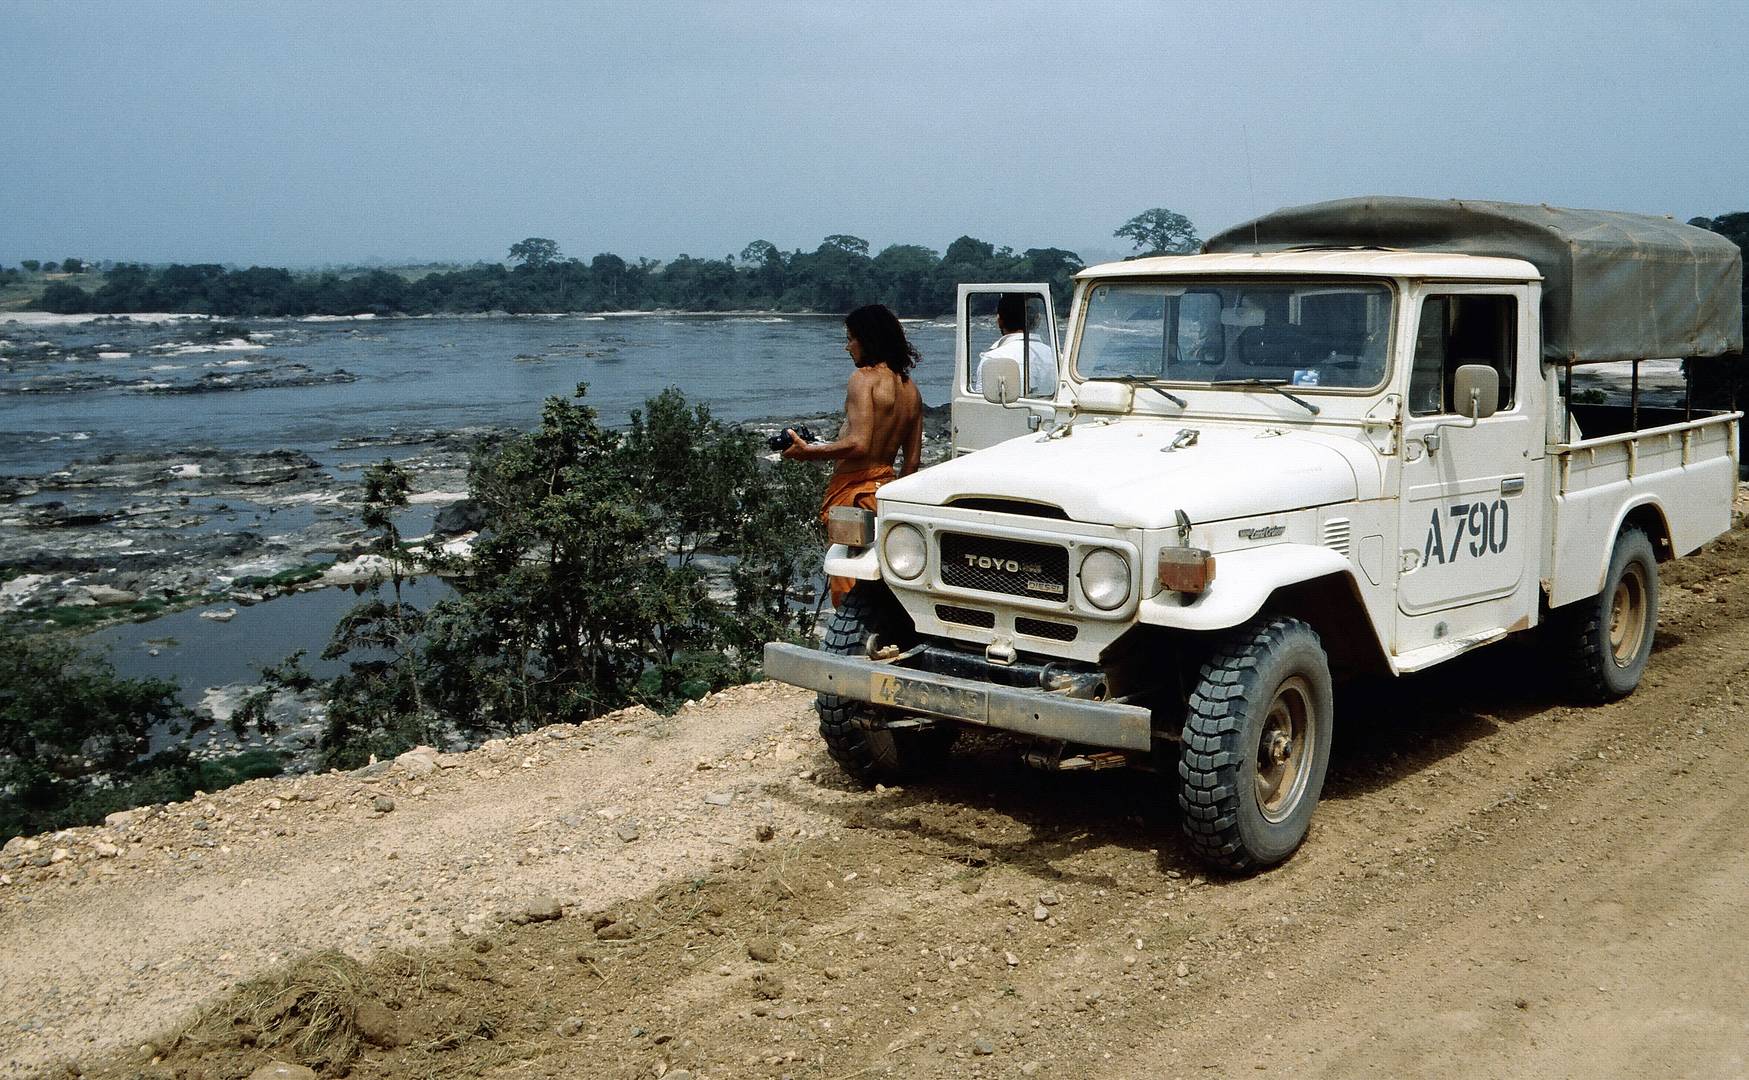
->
xmin=21 ymin=210 xmax=1746 ymax=321
xmin=30 ymin=235 xmax=1088 ymax=319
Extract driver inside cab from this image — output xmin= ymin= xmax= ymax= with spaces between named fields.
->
xmin=974 ymin=292 xmax=1057 ymax=398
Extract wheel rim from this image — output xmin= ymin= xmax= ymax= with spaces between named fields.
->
xmin=1255 ymin=675 xmax=1315 ymax=824
xmin=1608 ymin=562 xmax=1649 ymax=668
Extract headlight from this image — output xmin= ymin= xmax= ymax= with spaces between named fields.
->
xmin=1078 ymin=548 xmax=1131 ymax=610
xmin=883 ymin=522 xmax=927 ymax=580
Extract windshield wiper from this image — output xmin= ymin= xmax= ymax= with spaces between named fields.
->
xmin=1208 ymin=378 xmax=1320 ymax=416
xmin=1089 ymin=375 xmax=1187 ymax=408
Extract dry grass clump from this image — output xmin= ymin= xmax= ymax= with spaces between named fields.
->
xmin=175 ymin=950 xmax=371 ymax=1070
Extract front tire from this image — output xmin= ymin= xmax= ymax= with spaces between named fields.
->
xmin=1178 ymin=616 xmax=1334 ymax=872
xmin=816 ymin=585 xmax=954 ymax=785
xmin=1551 ymin=525 xmax=1659 ymax=702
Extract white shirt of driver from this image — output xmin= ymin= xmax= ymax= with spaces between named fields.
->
xmin=975 ymin=332 xmax=1058 ymax=398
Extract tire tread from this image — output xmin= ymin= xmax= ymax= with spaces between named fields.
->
xmin=1176 ymin=615 xmax=1327 ymax=873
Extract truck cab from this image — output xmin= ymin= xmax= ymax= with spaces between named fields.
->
xmin=765 ymin=198 xmax=1744 ymax=872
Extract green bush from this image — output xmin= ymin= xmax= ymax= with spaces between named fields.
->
xmin=0 ymin=626 xmax=192 ymax=842
xmin=307 ymin=384 xmax=825 ymax=768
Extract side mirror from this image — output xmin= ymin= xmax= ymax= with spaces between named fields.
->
xmin=979 ymin=355 xmax=1022 ymax=404
xmin=1452 ymin=364 xmax=1500 ymax=419
xmin=1073 ymin=380 xmax=1136 ymax=414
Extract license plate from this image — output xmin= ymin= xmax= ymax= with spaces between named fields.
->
xmin=870 ymin=672 xmax=988 ymax=722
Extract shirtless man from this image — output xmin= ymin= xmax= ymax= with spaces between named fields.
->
xmin=783 ymin=303 xmax=924 ymax=607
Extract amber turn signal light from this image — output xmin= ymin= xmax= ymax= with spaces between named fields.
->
xmin=826 ymin=506 xmax=876 ymax=547
xmin=1158 ymin=547 xmax=1216 ymax=593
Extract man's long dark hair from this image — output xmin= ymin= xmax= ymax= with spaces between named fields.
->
xmin=845 ymin=304 xmax=920 ymax=379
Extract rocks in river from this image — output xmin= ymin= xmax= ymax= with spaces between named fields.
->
xmin=319 ymin=554 xmax=397 ymax=586
xmin=333 ymin=427 xmax=500 ymax=452
xmin=24 ymin=501 xmax=121 ymax=528
xmin=136 ymin=365 xmax=358 ymax=395
xmin=1 ymin=372 xmax=131 ymax=395
xmin=432 ymin=498 xmax=485 ymax=535
xmin=36 ymin=448 xmax=324 ymax=490
xmin=4 ymin=365 xmax=358 ymax=395
xmin=0 ymin=477 xmax=39 ymax=502
xmin=57 ymin=583 xmax=142 ymax=607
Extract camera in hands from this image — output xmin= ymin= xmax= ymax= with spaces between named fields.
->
xmin=767 ymin=425 xmax=817 ymax=452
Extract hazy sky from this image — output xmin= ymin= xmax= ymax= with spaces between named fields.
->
xmin=3 ymin=0 xmax=1746 ymax=267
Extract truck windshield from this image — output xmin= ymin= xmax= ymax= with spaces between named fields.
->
xmin=1076 ymin=281 xmax=1393 ymax=391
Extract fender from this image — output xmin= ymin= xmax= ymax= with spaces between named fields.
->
xmin=823 ymin=543 xmax=881 ymax=581
xmin=1137 ymin=543 xmax=1361 ymax=631
xmin=1549 ymin=494 xmax=1672 ymax=610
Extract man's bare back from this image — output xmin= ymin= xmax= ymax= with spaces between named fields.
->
xmin=784 ymin=363 xmax=923 ymax=476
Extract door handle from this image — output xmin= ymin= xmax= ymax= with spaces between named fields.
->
xmin=1501 ymin=476 xmax=1525 ymax=496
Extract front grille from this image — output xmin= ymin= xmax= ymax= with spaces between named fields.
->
xmin=935 ymin=604 xmax=995 ymax=628
xmin=1015 ymin=616 xmax=1078 ymax=642
xmin=938 ymin=533 xmax=1069 ymax=601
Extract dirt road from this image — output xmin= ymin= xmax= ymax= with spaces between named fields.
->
xmin=7 ymin=524 xmax=1749 ymax=1080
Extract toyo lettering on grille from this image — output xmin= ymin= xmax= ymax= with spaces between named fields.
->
xmin=939 ymin=533 xmax=1068 ymax=600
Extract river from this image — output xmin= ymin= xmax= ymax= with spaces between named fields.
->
xmin=1 ymin=312 xmax=961 ymax=475
xmin=3 ymin=312 xmax=961 ymax=730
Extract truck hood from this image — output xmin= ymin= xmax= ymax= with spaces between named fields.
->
xmin=883 ymin=421 xmax=1372 ymax=529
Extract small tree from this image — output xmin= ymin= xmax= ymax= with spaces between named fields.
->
xmin=1114 ymin=208 xmax=1201 ymax=257
xmin=319 ymin=459 xmax=436 ymax=766
xmin=822 ymin=234 xmax=870 ymax=257
xmin=508 ymin=237 xmax=561 ymax=269
xmin=62 ymin=257 xmax=85 ymax=274
xmin=20 ymin=260 xmax=40 ymax=273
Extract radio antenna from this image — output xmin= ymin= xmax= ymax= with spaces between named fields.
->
xmin=1242 ymin=122 xmax=1260 ymax=248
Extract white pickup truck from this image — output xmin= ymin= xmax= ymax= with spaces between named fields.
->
xmin=764 ymin=197 xmax=1745 ymax=871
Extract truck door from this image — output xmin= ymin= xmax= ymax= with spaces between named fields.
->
xmin=952 ymin=284 xmax=1060 ymax=454
xmin=1395 ymin=288 xmax=1541 ymax=650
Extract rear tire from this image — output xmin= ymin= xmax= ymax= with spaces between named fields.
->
xmin=1550 ymin=525 xmax=1659 ymax=702
xmin=816 ymin=584 xmax=955 ymax=785
xmin=1178 ymin=616 xmax=1334 ymax=872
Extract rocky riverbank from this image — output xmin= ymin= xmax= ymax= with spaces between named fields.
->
xmin=1 ymin=397 xmax=951 ymax=778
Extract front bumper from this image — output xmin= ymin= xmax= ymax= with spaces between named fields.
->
xmin=762 ymin=642 xmax=1154 ymax=752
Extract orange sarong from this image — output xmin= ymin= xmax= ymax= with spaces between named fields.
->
xmin=821 ymin=464 xmax=895 ymax=608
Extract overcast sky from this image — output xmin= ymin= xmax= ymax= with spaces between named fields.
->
xmin=2 ymin=0 xmax=1745 ymax=267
